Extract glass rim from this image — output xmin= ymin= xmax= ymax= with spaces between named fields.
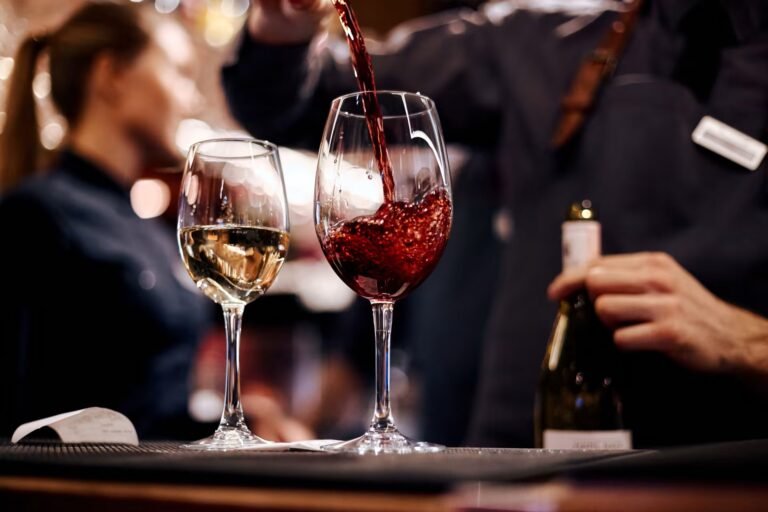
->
xmin=188 ymin=137 xmax=278 ymax=160
xmin=332 ymin=90 xmax=437 ymax=120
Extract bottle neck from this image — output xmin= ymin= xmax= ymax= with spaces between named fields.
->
xmin=562 ymin=220 xmax=601 ymax=272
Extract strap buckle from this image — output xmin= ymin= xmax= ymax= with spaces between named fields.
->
xmin=590 ymin=48 xmax=618 ymax=77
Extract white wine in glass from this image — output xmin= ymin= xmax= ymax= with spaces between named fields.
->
xmin=177 ymin=138 xmax=290 ymax=450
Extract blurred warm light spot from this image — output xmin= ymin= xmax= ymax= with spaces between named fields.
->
xmin=32 ymin=72 xmax=50 ymax=99
xmin=270 ymin=261 xmax=356 ymax=312
xmin=189 ymin=388 xmax=223 ymax=422
xmin=195 ymin=0 xmax=249 ymax=47
xmin=279 ymin=146 xmax=315 ymax=216
xmin=0 ymin=57 xmax=13 ymax=80
xmin=204 ymin=9 xmax=237 ymax=47
xmin=175 ymin=118 xmax=214 ymax=154
xmin=0 ymin=112 xmax=6 ymax=134
xmin=131 ymin=178 xmax=172 ymax=219
xmin=40 ymin=122 xmax=63 ymax=149
xmin=220 ymin=0 xmax=250 ymax=18
xmin=156 ymin=17 xmax=194 ymax=62
xmin=155 ymin=0 xmax=181 ymax=14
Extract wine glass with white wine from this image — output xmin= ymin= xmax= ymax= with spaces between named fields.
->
xmin=177 ymin=138 xmax=290 ymax=450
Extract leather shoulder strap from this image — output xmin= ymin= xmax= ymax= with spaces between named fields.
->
xmin=552 ymin=0 xmax=645 ymax=149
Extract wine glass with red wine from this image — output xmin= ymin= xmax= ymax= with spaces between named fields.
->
xmin=177 ymin=138 xmax=290 ymax=450
xmin=315 ymin=91 xmax=452 ymax=454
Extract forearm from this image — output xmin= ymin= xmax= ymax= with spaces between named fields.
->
xmin=222 ymin=7 xmax=506 ymax=148
xmin=728 ymin=304 xmax=768 ymax=390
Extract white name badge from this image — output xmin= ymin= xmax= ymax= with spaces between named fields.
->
xmin=692 ymin=116 xmax=767 ymax=171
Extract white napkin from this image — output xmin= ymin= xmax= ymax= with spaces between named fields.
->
xmin=237 ymin=439 xmax=339 ymax=452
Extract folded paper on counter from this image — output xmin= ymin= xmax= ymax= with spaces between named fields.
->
xmin=12 ymin=407 xmax=139 ymax=446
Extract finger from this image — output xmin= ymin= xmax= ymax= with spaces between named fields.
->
xmin=547 ymin=268 xmax=588 ymax=301
xmin=594 ymin=252 xmax=677 ymax=271
xmin=613 ymin=321 xmax=676 ymax=352
xmin=549 ymin=263 xmax=669 ymax=300
xmin=550 ymin=252 xmax=681 ymax=300
xmin=585 ymin=267 xmax=671 ymax=295
xmin=594 ymin=293 xmax=664 ymax=327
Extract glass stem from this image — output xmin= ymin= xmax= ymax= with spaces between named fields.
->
xmin=219 ymin=305 xmax=248 ymax=431
xmin=370 ymin=300 xmax=396 ymax=431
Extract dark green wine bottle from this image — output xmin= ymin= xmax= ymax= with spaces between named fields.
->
xmin=534 ymin=200 xmax=632 ymax=450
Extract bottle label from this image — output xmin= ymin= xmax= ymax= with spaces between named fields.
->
xmin=543 ymin=429 xmax=632 ymax=450
xmin=562 ymin=221 xmax=601 ymax=271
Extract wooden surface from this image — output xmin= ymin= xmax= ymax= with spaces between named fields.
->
xmin=453 ymin=481 xmax=768 ymax=512
xmin=0 ymin=476 xmax=449 ymax=512
xmin=4 ymin=476 xmax=768 ymax=512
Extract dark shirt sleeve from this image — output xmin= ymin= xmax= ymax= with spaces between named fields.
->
xmin=221 ymin=8 xmax=504 ymax=149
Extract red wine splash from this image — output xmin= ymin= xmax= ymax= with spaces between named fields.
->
xmin=320 ymin=189 xmax=452 ymax=301
xmin=326 ymin=1 xmax=452 ymax=300
xmin=331 ymin=0 xmax=395 ymax=203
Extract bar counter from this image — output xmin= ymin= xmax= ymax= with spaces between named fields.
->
xmin=1 ymin=439 xmax=766 ymax=511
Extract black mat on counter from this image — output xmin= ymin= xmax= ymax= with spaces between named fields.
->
xmin=0 ymin=442 xmax=640 ymax=492
xmin=567 ymin=438 xmax=768 ymax=483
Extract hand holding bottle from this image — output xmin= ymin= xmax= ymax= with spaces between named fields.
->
xmin=248 ymin=0 xmax=332 ymax=44
xmin=548 ymin=252 xmax=768 ymax=380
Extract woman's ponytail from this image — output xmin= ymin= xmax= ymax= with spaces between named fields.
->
xmin=0 ymin=34 xmax=49 ymax=193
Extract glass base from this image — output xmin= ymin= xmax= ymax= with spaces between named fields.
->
xmin=323 ymin=426 xmax=444 ymax=455
xmin=180 ymin=426 xmax=269 ymax=451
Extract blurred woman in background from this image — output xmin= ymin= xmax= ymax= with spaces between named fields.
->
xmin=0 ymin=2 xmax=212 ymax=439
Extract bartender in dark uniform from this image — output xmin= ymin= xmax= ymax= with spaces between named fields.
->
xmin=0 ymin=3 xmax=210 ymax=438
xmin=223 ymin=0 xmax=768 ymax=447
